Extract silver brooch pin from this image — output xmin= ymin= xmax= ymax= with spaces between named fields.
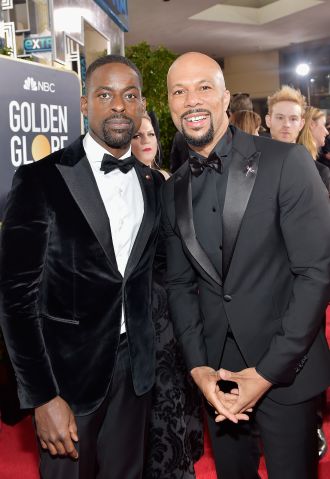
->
xmin=245 ymin=165 xmax=256 ymax=177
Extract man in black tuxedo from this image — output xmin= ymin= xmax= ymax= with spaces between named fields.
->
xmin=162 ymin=52 xmax=330 ymax=478
xmin=0 ymin=54 xmax=163 ymax=479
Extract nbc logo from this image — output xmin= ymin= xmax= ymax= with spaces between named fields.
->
xmin=23 ymin=76 xmax=55 ymax=93
xmin=23 ymin=77 xmax=37 ymax=91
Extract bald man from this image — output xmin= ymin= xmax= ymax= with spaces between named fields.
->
xmin=161 ymin=52 xmax=330 ymax=479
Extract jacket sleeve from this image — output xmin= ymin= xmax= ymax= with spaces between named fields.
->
xmin=161 ymin=185 xmax=208 ymax=371
xmin=0 ymin=165 xmax=59 ymax=408
xmin=256 ymin=145 xmax=330 ymax=385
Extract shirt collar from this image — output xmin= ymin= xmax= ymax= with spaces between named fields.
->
xmin=83 ymin=131 xmax=132 ymax=165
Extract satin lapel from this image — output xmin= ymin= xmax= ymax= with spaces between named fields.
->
xmin=222 ymin=132 xmax=260 ymax=278
xmin=124 ymin=163 xmax=155 ymax=281
xmin=175 ymin=162 xmax=222 ymax=286
xmin=56 ymin=156 xmax=119 ymax=273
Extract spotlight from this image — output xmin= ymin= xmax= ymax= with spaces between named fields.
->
xmin=295 ymin=63 xmax=310 ymax=77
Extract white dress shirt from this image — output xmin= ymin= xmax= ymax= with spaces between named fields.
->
xmin=83 ymin=132 xmax=144 ymax=333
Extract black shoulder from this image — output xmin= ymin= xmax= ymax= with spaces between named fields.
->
xmin=18 ymin=136 xmax=83 ymax=174
xmin=252 ymin=134 xmax=295 ymax=153
xmin=151 ymin=168 xmax=166 ymax=186
xmin=316 ymin=160 xmax=330 ymax=192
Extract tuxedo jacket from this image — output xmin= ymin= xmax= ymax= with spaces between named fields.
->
xmin=316 ymin=160 xmax=330 ymax=193
xmin=162 ymin=127 xmax=330 ymax=405
xmin=0 ymin=136 xmax=163 ymax=415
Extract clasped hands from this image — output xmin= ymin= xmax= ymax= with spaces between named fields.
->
xmin=190 ymin=366 xmax=272 ymax=423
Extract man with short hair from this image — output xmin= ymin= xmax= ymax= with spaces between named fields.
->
xmin=265 ymin=85 xmax=306 ymax=143
xmin=162 ymin=52 xmax=330 ymax=478
xmin=0 ymin=54 xmax=163 ymax=479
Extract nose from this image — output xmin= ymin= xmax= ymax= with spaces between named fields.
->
xmin=184 ymin=90 xmax=202 ymax=108
xmin=140 ymin=134 xmax=149 ymax=145
xmin=111 ymin=94 xmax=125 ymax=112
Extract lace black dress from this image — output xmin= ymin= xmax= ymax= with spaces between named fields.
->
xmin=144 ymin=252 xmax=204 ymax=479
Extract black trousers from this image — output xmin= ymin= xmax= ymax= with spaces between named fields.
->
xmin=206 ymin=335 xmax=318 ymax=479
xmin=39 ymin=335 xmax=152 ymax=479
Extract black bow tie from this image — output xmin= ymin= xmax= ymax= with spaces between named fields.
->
xmin=189 ymin=152 xmax=224 ymax=177
xmin=100 ymin=154 xmax=136 ymax=174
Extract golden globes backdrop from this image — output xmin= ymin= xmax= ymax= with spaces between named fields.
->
xmin=0 ymin=56 xmax=81 ymax=219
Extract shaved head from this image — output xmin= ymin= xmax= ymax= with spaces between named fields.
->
xmin=167 ymin=52 xmax=226 ymax=91
xmin=167 ymin=52 xmax=230 ymax=156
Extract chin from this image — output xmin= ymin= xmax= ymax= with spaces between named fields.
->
xmin=141 ymin=155 xmax=154 ymax=165
xmin=140 ymin=159 xmax=152 ymax=167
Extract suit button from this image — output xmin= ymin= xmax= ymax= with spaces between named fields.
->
xmin=223 ymin=294 xmax=232 ymax=302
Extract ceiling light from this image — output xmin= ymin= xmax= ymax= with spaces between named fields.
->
xmin=295 ymin=63 xmax=310 ymax=76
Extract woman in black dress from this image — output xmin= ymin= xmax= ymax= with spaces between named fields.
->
xmin=132 ymin=113 xmax=203 ymax=478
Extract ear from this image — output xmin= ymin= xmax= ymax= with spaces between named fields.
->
xmin=265 ymin=114 xmax=271 ymax=128
xmin=299 ymin=118 xmax=305 ymax=132
xmin=81 ymin=96 xmax=88 ymax=118
xmin=142 ymin=96 xmax=146 ymax=112
xmin=309 ymin=119 xmax=316 ymax=132
xmin=223 ymin=90 xmax=231 ymax=112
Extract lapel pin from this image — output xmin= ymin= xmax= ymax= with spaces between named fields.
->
xmin=245 ymin=165 xmax=256 ymax=177
xmin=145 ymin=174 xmax=151 ymax=180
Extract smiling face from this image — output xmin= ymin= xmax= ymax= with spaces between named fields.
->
xmin=81 ymin=62 xmax=145 ymax=157
xmin=131 ymin=117 xmax=158 ymax=167
xmin=266 ymin=101 xmax=305 ymax=143
xmin=167 ymin=52 xmax=230 ymax=157
xmin=310 ymin=114 xmax=328 ymax=148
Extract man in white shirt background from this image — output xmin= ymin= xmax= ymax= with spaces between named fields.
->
xmin=0 ymin=54 xmax=163 ymax=479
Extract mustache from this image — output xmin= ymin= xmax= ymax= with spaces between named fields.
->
xmin=180 ymin=108 xmax=211 ymax=121
xmin=104 ymin=114 xmax=134 ymax=124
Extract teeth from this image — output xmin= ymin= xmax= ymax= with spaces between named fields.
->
xmin=187 ymin=115 xmax=206 ymax=122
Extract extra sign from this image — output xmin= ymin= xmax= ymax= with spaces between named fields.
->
xmin=24 ymin=36 xmax=52 ymax=53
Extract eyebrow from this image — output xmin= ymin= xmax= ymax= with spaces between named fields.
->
xmin=274 ymin=114 xmax=299 ymax=118
xmin=94 ymin=85 xmax=140 ymax=93
xmin=171 ymin=79 xmax=213 ymax=88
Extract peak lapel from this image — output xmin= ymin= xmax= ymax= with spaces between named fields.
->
xmin=175 ymin=162 xmax=222 ymax=286
xmin=222 ymin=131 xmax=260 ymax=278
xmin=124 ymin=163 xmax=156 ymax=281
xmin=56 ymin=156 xmax=119 ymax=274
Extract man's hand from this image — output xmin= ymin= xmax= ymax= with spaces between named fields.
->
xmin=34 ymin=396 xmax=79 ymax=459
xmin=191 ymin=366 xmax=250 ymax=423
xmin=215 ymin=367 xmax=272 ymax=422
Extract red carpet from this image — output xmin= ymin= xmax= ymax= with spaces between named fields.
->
xmin=0 ymin=311 xmax=330 ymax=478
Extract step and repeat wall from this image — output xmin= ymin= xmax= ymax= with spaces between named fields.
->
xmin=0 ymin=56 xmax=81 ymax=219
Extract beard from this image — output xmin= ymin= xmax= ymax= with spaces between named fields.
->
xmin=102 ymin=115 xmax=135 ymax=149
xmin=180 ymin=110 xmax=214 ymax=147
